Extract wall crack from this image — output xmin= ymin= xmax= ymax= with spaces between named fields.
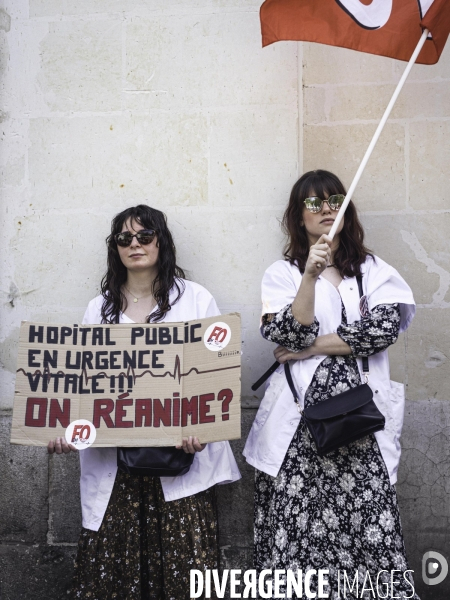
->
xmin=400 ymin=230 xmax=450 ymax=308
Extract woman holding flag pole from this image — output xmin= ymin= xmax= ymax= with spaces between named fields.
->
xmin=244 ymin=2 xmax=449 ymax=595
xmin=244 ymin=169 xmax=419 ymax=598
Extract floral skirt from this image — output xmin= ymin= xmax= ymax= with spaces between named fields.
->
xmin=70 ymin=471 xmax=218 ymax=600
xmin=254 ymin=422 xmax=420 ymax=599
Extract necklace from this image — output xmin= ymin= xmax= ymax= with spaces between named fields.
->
xmin=124 ymin=286 xmax=153 ymax=303
xmin=326 ymin=264 xmax=336 ymax=268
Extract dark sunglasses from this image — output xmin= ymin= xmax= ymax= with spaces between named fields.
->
xmin=304 ymin=194 xmax=345 ymax=213
xmin=114 ymin=229 xmax=157 ymax=247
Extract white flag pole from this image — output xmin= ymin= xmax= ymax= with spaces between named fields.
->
xmin=328 ymin=28 xmax=429 ymax=241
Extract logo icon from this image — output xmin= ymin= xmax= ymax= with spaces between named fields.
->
xmin=422 ymin=550 xmax=448 ymax=586
xmin=65 ymin=419 xmax=96 ymax=450
xmin=203 ymin=322 xmax=231 ymax=352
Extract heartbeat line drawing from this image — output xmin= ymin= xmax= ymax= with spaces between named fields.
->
xmin=17 ymin=354 xmax=240 ymax=389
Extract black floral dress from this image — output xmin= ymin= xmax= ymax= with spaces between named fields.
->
xmin=70 ymin=472 xmax=219 ymax=600
xmin=255 ymin=302 xmax=420 ymax=600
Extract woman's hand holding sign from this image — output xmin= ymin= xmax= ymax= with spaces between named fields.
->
xmin=177 ymin=436 xmax=206 ymax=454
xmin=49 ymin=434 xmax=205 ymax=454
xmin=47 ymin=437 xmax=77 ymax=454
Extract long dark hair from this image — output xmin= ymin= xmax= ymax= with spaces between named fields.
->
xmin=100 ymin=205 xmax=185 ymax=324
xmin=282 ymin=170 xmax=373 ymax=277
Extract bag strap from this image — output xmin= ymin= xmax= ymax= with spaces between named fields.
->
xmin=325 ymin=356 xmax=336 ymax=388
xmin=284 ymin=362 xmax=302 ymax=412
xmin=251 ymin=360 xmax=280 ymax=391
xmin=284 ymin=361 xmax=297 ymax=401
xmin=356 ymin=274 xmax=369 ymax=375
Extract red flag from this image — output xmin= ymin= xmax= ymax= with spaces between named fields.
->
xmin=260 ymin=0 xmax=450 ymax=64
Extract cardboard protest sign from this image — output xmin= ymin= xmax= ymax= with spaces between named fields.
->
xmin=11 ymin=313 xmax=241 ymax=448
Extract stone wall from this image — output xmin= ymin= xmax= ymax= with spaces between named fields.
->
xmin=1 ymin=1 xmax=449 ymax=599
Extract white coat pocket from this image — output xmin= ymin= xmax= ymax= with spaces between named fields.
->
xmin=254 ymin=369 xmax=286 ymax=428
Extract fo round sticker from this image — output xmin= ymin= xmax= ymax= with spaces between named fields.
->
xmin=65 ymin=419 xmax=96 ymax=450
xmin=203 ymin=322 xmax=232 ymax=351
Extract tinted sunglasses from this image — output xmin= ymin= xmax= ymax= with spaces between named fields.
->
xmin=114 ymin=229 xmax=157 ymax=247
xmin=304 ymin=194 xmax=345 ymax=213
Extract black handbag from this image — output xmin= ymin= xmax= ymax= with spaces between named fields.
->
xmin=284 ymin=275 xmax=385 ymax=456
xmin=117 ymin=446 xmax=194 ymax=477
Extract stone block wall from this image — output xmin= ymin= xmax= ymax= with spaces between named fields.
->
xmin=1 ymin=1 xmax=449 ymax=598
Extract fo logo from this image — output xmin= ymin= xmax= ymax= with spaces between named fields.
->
xmin=65 ymin=419 xmax=96 ymax=450
xmin=422 ymin=550 xmax=448 ymax=586
xmin=203 ymin=322 xmax=231 ymax=351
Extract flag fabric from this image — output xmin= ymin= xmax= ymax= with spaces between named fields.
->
xmin=260 ymin=0 xmax=450 ymax=64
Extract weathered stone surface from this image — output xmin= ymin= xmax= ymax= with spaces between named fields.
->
xmin=169 ymin=207 xmax=285 ymax=307
xmin=1 ymin=1 xmax=27 ymax=21
xmin=209 ymin=108 xmax=298 ymax=208
xmin=124 ymin=12 xmax=297 ymax=110
xmin=217 ymin=408 xmax=255 ymax=600
xmin=28 ymin=114 xmax=209 ymax=208
xmin=320 ymin=82 xmax=450 ymax=123
xmin=48 ymin=452 xmax=81 ymax=544
xmin=404 ymin=308 xmax=450 ymax=401
xmin=397 ymin=399 xmax=450 ymax=600
xmin=30 ymin=0 xmax=261 ymax=18
xmin=219 ymin=546 xmax=254 ymax=600
xmin=10 ymin=210 xmax=109 ymax=312
xmin=360 ymin=213 xmax=450 ymax=307
xmin=0 ymin=416 xmax=48 ymax=543
xmin=0 ymin=543 xmax=76 ymax=600
xmin=217 ymin=408 xmax=256 ymax=550
xmin=409 ymin=120 xmax=450 ymax=210
xmin=0 ymin=119 xmax=28 ymax=187
xmin=304 ymin=123 xmax=406 ymax=212
xmin=38 ymin=20 xmax=122 ymax=112
xmin=303 ymin=43 xmax=394 ymax=86
xmin=0 ymin=20 xmax=49 ymax=117
xmin=303 ymin=86 xmax=327 ymax=125
xmin=0 ymin=325 xmax=21 ymax=412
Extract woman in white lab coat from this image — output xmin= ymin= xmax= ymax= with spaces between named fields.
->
xmin=49 ymin=204 xmax=240 ymax=600
xmin=244 ymin=170 xmax=419 ymax=599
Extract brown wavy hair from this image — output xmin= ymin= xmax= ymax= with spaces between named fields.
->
xmin=100 ymin=205 xmax=185 ymax=324
xmin=282 ymin=170 xmax=373 ymax=277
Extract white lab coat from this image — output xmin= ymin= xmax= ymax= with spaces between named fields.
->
xmin=79 ymin=279 xmax=241 ymax=531
xmin=243 ymin=255 xmax=415 ymax=485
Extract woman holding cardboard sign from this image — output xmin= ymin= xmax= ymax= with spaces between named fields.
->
xmin=48 ymin=204 xmax=240 ymax=600
xmin=244 ymin=170 xmax=419 ymax=598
